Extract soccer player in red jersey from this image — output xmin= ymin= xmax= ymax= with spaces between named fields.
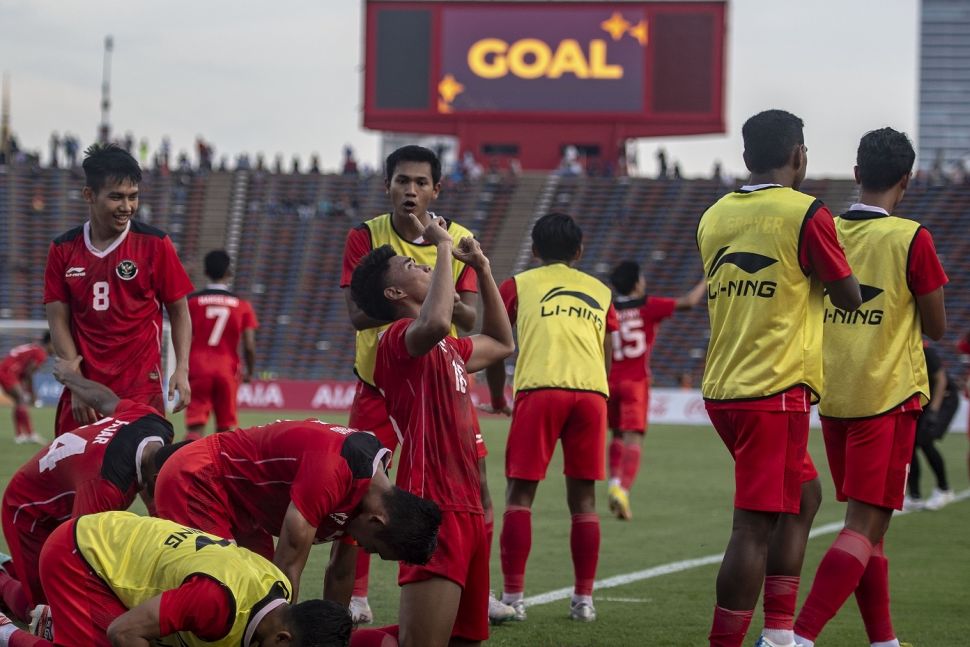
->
xmin=605 ymin=261 xmax=705 ymax=520
xmin=154 ymin=418 xmax=441 ymax=604
xmin=44 ymin=144 xmax=194 ymax=437
xmin=0 ymin=332 xmax=53 ymax=444
xmin=184 ymin=250 xmax=258 ymax=440
xmin=340 ymin=146 xmax=509 ymax=624
xmin=348 ymin=216 xmax=513 ymax=647
xmin=0 ymin=358 xmax=173 ymax=623
xmin=697 ymin=110 xmax=862 ymax=647
xmin=793 ymin=129 xmax=947 ymax=647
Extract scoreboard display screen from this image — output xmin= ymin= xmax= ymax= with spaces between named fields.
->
xmin=364 ymin=1 xmax=726 ymax=134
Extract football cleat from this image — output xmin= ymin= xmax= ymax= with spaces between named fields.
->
xmin=27 ymin=434 xmax=45 ymax=445
xmin=902 ymin=496 xmax=925 ymax=512
xmin=349 ymin=596 xmax=373 ymax=625
xmin=608 ymin=484 xmax=632 ymax=520
xmin=924 ymin=488 xmax=954 ymax=511
xmin=753 ymin=635 xmax=796 ymax=647
xmin=569 ymin=599 xmax=597 ymax=622
xmin=488 ymin=593 xmax=517 ymax=625
xmin=29 ymin=604 xmax=53 ymax=640
xmin=503 ymin=598 xmax=527 ymax=621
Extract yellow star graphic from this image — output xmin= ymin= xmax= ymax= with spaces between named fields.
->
xmin=438 ymin=74 xmax=465 ymax=104
xmin=601 ymin=12 xmax=631 ymax=41
xmin=437 ymin=99 xmax=453 ymax=114
xmin=629 ymin=20 xmax=648 ymax=46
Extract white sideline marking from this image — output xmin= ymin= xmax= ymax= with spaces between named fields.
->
xmin=523 ymin=488 xmax=970 ymax=607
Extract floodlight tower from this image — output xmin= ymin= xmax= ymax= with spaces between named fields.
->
xmin=98 ymin=35 xmax=114 ymax=143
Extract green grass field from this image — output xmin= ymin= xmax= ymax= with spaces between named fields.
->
xmin=2 ymin=408 xmax=969 ymax=646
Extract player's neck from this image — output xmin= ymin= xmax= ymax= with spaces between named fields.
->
xmin=746 ymin=170 xmax=793 ymax=189
xmin=87 ymin=219 xmax=124 ymax=250
xmin=392 ymin=210 xmax=431 ymax=241
xmin=856 ymin=189 xmax=900 ymax=214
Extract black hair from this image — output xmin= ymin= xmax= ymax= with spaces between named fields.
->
xmin=152 ymin=439 xmax=193 ymax=473
xmin=610 ymin=261 xmax=641 ymax=296
xmin=41 ymin=331 xmax=51 ymax=345
xmin=82 ymin=143 xmax=142 ymax=194
xmin=349 ymin=245 xmax=397 ymax=322
xmin=531 ymin=212 xmax=583 ymax=262
xmin=741 ymin=109 xmax=805 ymax=173
xmin=385 ymin=145 xmax=441 ymax=186
xmin=287 ymin=599 xmax=352 ymax=647
xmin=376 ymin=486 xmax=442 ymax=565
xmin=856 ymin=127 xmax=915 ymax=191
xmin=204 ymin=250 xmax=232 ymax=280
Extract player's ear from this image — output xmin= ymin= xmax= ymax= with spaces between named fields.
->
xmin=853 ymin=165 xmax=861 ymax=185
xmin=573 ymin=243 xmax=584 ymax=262
xmin=431 ymin=182 xmax=441 ymax=199
xmin=82 ymin=186 xmax=95 ymax=204
xmin=383 ymin=285 xmax=405 ymax=303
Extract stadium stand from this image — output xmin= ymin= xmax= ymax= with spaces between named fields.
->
xmin=1 ymin=167 xmax=967 ymax=385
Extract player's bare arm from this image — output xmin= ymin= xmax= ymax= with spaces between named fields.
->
xmin=824 ymin=274 xmax=862 ymax=311
xmin=603 ymin=331 xmax=613 ymax=376
xmin=46 ymin=300 xmax=98 ymax=424
xmin=52 ymin=357 xmax=121 ymax=415
xmin=165 ymin=297 xmax=192 ymax=411
xmin=453 ymin=290 xmax=478 ymax=332
xmin=457 ymin=238 xmax=514 ymax=373
xmin=105 ymin=595 xmax=163 ymax=647
xmin=675 ymin=278 xmax=707 ymax=310
xmin=323 ymin=540 xmax=358 ymax=607
xmin=404 ymin=217 xmax=458 ymax=357
xmin=916 ymin=286 xmax=946 ymax=340
xmin=242 ymin=327 xmax=256 ymax=383
xmin=274 ymin=503 xmax=317 ymax=602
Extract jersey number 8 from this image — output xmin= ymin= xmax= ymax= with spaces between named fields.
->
xmin=93 ymin=281 xmax=110 ymax=311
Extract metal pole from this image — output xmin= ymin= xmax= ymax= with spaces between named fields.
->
xmin=99 ymin=35 xmax=113 ymax=143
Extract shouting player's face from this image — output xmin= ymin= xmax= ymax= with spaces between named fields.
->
xmin=85 ymin=178 xmax=139 ymax=237
xmin=386 ymin=161 xmax=440 ymax=220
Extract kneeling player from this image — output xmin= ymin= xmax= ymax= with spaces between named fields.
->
xmin=154 ymin=418 xmax=441 ymax=603
xmin=0 ymin=359 xmax=173 ymax=623
xmin=349 ymin=216 xmax=514 ymax=646
xmin=0 ymin=511 xmax=351 ymax=647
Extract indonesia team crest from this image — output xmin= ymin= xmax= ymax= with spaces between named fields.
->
xmin=116 ymin=260 xmax=138 ymax=280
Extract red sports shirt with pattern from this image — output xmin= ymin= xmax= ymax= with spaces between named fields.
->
xmin=609 ymin=296 xmax=677 ymax=383
xmin=187 ymin=288 xmax=258 ymax=376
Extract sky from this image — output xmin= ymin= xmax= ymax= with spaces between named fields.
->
xmin=0 ymin=0 xmax=919 ymax=178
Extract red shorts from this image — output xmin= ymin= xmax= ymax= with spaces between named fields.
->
xmin=821 ymin=411 xmax=919 ymax=510
xmin=607 ymin=379 xmax=648 ymax=433
xmin=55 ymin=387 xmax=164 ymax=437
xmin=350 ymin=381 xmax=398 ymax=453
xmin=398 ymin=510 xmax=489 ymax=642
xmin=1 ymin=490 xmax=53 ymax=609
xmin=185 ymin=370 xmax=238 ymax=430
xmin=39 ymin=520 xmax=127 ymax=646
xmin=154 ymin=439 xmax=274 ymax=559
xmin=706 ymin=406 xmax=812 ymax=514
xmin=506 ymin=389 xmax=607 ymax=481
xmin=0 ymin=370 xmax=20 ymax=392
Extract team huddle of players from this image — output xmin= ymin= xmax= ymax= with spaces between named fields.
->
xmin=0 ymin=110 xmax=952 ymax=647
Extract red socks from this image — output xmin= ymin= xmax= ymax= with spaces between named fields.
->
xmin=620 ymin=443 xmax=642 ymax=490
xmin=570 ymin=513 xmax=600 ymax=596
xmin=350 ymin=626 xmax=399 ymax=647
xmin=855 ymin=540 xmax=894 ymax=643
xmin=763 ymin=575 xmax=799 ymax=632
xmin=0 ymin=571 xmax=29 ymax=621
xmin=608 ymin=438 xmax=624 ymax=481
xmin=13 ymin=405 xmax=30 ymax=438
xmin=794 ymin=528 xmax=874 ymax=641
xmin=352 ymin=549 xmax=370 ymax=598
xmin=500 ymin=506 xmax=532 ymax=594
xmin=709 ymin=605 xmax=753 ymax=647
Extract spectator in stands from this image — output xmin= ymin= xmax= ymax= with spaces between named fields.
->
xmin=656 ymin=147 xmax=668 ymax=179
xmin=557 ymin=146 xmax=584 ymax=177
xmin=273 ymin=153 xmax=284 ymax=174
xmin=138 ymin=138 xmax=149 ymax=167
xmin=309 ymin=154 xmax=321 ymax=174
xmin=159 ymin=135 xmax=171 ymax=169
xmin=255 ymin=152 xmax=266 ymax=172
xmin=342 ymin=145 xmax=359 ymax=175
xmin=713 ymin=160 xmax=724 ymax=183
xmin=673 ymin=161 xmax=682 ymax=180
xmin=905 ymin=344 xmax=958 ymax=511
xmin=48 ymin=132 xmax=60 ymax=168
xmin=461 ymin=150 xmax=484 ymax=180
xmin=63 ymin=134 xmax=79 ymax=167
xmin=291 ymin=155 xmax=301 ymax=174
xmin=122 ymin=132 xmax=134 ymax=155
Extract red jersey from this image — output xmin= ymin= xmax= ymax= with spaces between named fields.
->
xmin=609 ymin=296 xmax=677 ymax=382
xmin=187 ymin=285 xmax=258 ymax=376
xmin=43 ymin=221 xmax=194 ymax=393
xmin=2 ymin=400 xmax=173 ymax=524
xmin=0 ymin=344 xmax=47 ymax=381
xmin=211 ymin=420 xmax=390 ymax=542
xmin=374 ymin=319 xmax=482 ymax=514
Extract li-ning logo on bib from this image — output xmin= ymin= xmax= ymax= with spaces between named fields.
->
xmin=706 ymin=246 xmax=779 ymax=300
xmin=824 ymin=283 xmax=884 ymax=325
xmin=116 ymin=260 xmax=138 ymax=280
xmin=539 ymin=286 xmax=605 ymax=329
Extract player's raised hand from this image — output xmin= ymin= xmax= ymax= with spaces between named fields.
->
xmin=52 ymin=356 xmax=83 ymax=383
xmin=453 ymin=237 xmax=488 ymax=270
xmin=417 ymin=214 xmax=452 ymax=246
xmin=169 ymin=366 xmax=192 ymax=413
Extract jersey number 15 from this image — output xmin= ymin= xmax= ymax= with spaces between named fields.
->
xmin=612 ymin=319 xmax=647 ymax=361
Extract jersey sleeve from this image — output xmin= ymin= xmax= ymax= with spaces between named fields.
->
xmin=605 ymin=303 xmax=619 ymax=333
xmin=158 ymin=575 xmax=235 ymax=641
xmin=451 ymin=336 xmax=474 ymax=363
xmin=907 ymin=228 xmax=949 ymax=296
xmin=499 ymin=278 xmax=518 ymax=325
xmin=456 ymin=265 xmax=479 ymax=293
xmin=155 ymin=237 xmax=195 ymax=304
xmin=290 ymin=454 xmax=353 ymax=528
xmin=798 ymin=206 xmax=852 ymax=282
xmin=643 ymin=297 xmax=677 ymax=322
xmin=242 ymin=300 xmax=259 ymax=330
xmin=43 ymin=242 xmax=68 ymax=304
xmin=341 ymin=227 xmax=373 ymax=288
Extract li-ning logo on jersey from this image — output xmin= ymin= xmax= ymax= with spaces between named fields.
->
xmin=539 ymin=286 xmax=605 ymax=329
xmin=116 ymin=260 xmax=138 ymax=280
xmin=65 ymin=267 xmax=86 ymax=278
xmin=706 ymin=246 xmax=779 ymax=300
xmin=824 ymin=283 xmax=884 ymax=325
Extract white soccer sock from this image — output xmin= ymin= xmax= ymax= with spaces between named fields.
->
xmin=763 ymin=628 xmax=795 ymax=645
xmin=871 ymin=640 xmax=900 ymax=647
xmin=794 ymin=634 xmax=814 ymax=647
xmin=502 ymin=592 xmax=523 ymax=604
xmin=0 ymin=623 xmax=16 ymax=646
xmin=608 ymin=477 xmax=621 ymax=488
xmin=571 ymin=594 xmax=593 ymax=606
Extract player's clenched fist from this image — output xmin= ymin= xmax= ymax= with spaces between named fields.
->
xmin=453 ymin=237 xmax=489 ymax=271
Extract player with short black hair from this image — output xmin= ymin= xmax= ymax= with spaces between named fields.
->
xmin=45 ymin=143 xmax=194 ymax=437
xmin=605 ymin=261 xmax=705 ymax=520
xmin=794 ymin=128 xmax=947 ymax=647
xmin=0 ymin=512 xmax=352 ymax=647
xmin=0 ymin=332 xmax=53 ymax=444
xmin=486 ymin=213 xmax=619 ymax=622
xmin=185 ymin=249 xmax=258 ymax=439
xmin=699 ymin=109 xmax=861 ymax=647
xmin=385 ymin=144 xmax=442 ymax=186
xmin=349 ymin=216 xmax=514 ymax=646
